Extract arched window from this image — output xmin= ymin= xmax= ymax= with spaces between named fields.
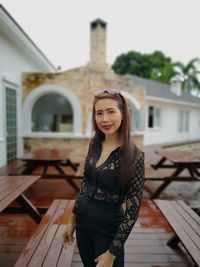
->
xmin=32 ymin=93 xmax=73 ymax=132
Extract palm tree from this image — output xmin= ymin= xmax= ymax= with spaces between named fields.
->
xmin=173 ymin=58 xmax=200 ymax=92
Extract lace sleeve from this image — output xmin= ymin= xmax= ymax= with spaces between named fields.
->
xmin=72 ymin=176 xmax=86 ymax=215
xmin=108 ymin=151 xmax=145 ymax=257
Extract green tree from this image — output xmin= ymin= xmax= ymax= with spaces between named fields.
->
xmin=173 ymin=58 xmax=200 ymax=92
xmin=149 ymin=51 xmax=176 ymax=83
xmin=112 ymin=50 xmax=176 ymax=84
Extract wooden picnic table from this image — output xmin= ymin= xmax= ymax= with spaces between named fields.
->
xmin=152 ymin=149 xmax=200 ymax=177
xmin=149 ymin=149 xmax=200 ymax=198
xmin=0 ymin=175 xmax=42 ymax=224
xmin=18 ymin=148 xmax=80 ymax=192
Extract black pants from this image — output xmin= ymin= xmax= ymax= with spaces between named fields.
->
xmin=75 ymin=194 xmax=124 ymax=267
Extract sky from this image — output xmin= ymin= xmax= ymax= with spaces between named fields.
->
xmin=1 ymin=0 xmax=200 ymax=71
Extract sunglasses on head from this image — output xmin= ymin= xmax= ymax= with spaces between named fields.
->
xmin=94 ymin=89 xmax=121 ymax=96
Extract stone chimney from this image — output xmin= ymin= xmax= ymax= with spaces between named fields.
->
xmin=170 ymin=75 xmax=182 ymax=96
xmin=89 ymin=18 xmax=107 ymax=68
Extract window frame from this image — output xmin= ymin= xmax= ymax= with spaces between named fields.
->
xmin=148 ymin=105 xmax=161 ymax=130
xmin=178 ymin=110 xmax=190 ymax=133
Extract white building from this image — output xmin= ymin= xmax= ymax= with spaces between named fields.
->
xmin=130 ymin=75 xmax=200 ymax=146
xmin=0 ymin=5 xmax=55 ymax=167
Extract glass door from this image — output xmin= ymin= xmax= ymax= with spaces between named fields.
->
xmin=6 ymin=87 xmax=17 ymax=162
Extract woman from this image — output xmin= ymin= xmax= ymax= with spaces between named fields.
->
xmin=63 ymin=89 xmax=145 ymax=267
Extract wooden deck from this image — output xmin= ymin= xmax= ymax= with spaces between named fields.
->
xmin=0 ymin=199 xmax=194 ymax=267
xmin=0 ymin=142 xmax=199 ymax=267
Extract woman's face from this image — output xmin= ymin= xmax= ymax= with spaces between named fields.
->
xmin=94 ymin=98 xmax=122 ymax=138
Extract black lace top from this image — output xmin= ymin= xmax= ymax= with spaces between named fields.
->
xmin=72 ymin=142 xmax=145 ymax=257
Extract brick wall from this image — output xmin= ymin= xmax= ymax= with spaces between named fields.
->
xmin=22 ymin=63 xmax=145 ymax=157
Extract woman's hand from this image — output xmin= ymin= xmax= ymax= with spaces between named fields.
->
xmin=62 ymin=223 xmax=75 ymax=248
xmin=95 ymin=250 xmax=116 ymax=267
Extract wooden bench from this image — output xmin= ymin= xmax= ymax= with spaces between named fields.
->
xmin=14 ymin=199 xmax=76 ymax=267
xmin=0 ymin=160 xmax=26 ymax=176
xmin=154 ymin=199 xmax=200 ymax=267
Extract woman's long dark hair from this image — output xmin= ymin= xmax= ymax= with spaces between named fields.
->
xmin=91 ymin=92 xmax=138 ymax=191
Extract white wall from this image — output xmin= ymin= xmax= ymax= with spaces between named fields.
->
xmin=144 ymin=99 xmax=200 ymax=146
xmin=0 ymin=31 xmax=53 ymax=167
xmin=0 ymin=30 xmax=51 ymax=76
